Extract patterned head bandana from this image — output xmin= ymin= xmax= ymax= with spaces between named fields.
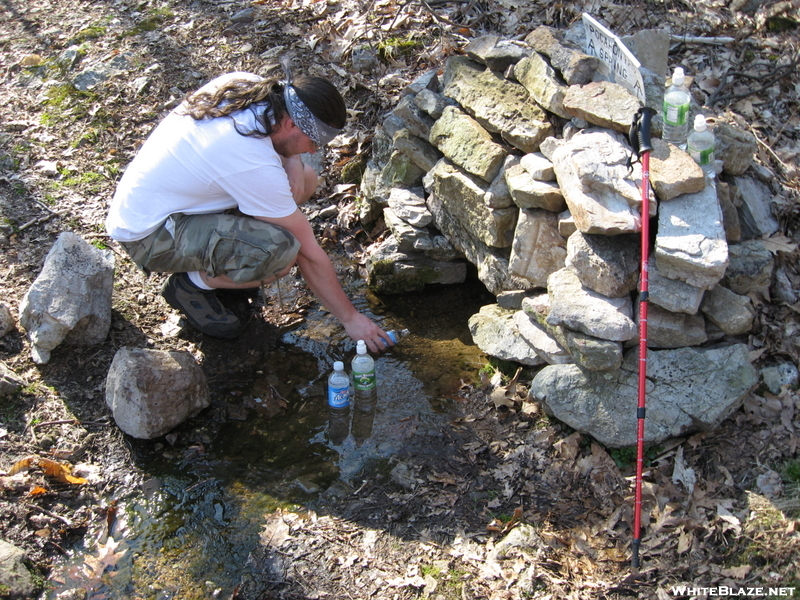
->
xmin=283 ymin=84 xmax=342 ymax=148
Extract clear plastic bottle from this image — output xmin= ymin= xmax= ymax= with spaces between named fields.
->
xmin=327 ymin=361 xmax=350 ymax=445
xmin=380 ymin=328 xmax=410 ymax=347
xmin=687 ymin=114 xmax=715 ymax=176
xmin=351 ymin=340 xmax=377 ymax=403
xmin=662 ymin=67 xmax=691 ymax=148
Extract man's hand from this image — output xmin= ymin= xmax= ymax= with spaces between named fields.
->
xmin=255 ymin=210 xmax=391 ymax=350
xmin=341 ymin=313 xmax=395 ymax=354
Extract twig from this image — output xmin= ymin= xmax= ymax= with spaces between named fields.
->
xmin=33 ymin=419 xmax=109 ymax=429
xmin=710 ymin=59 xmax=798 ymax=105
xmin=669 ymin=34 xmax=735 ymax=45
xmin=25 ymin=503 xmax=73 ymax=527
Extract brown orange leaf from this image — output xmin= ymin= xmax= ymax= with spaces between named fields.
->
xmin=38 ymin=458 xmax=88 ymax=485
xmin=7 ymin=456 xmax=37 ymax=476
xmin=28 ymin=485 xmax=48 ymax=497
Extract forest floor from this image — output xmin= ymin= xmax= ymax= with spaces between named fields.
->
xmin=1 ymin=0 xmax=799 ymax=598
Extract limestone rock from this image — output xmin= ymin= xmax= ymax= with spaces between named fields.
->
xmin=0 ymin=539 xmax=36 ymax=599
xmin=524 ymin=26 xmax=599 ymax=85
xmin=19 ymin=232 xmax=115 ymax=364
xmin=426 ymin=191 xmax=522 ymax=294
xmin=509 ymin=209 xmax=567 ymax=288
xmin=731 ymin=175 xmax=780 ymax=238
xmin=469 ymin=304 xmax=544 ymax=366
xmin=566 ymin=231 xmax=640 ymax=298
xmin=429 ymin=106 xmax=508 ymax=182
xmin=562 ymin=329 xmax=623 ymax=371
xmin=393 ymin=129 xmax=443 ymax=173
xmin=545 ymin=268 xmax=637 ymax=342
xmin=562 ymin=82 xmax=642 ymax=134
xmin=514 ymin=53 xmax=571 ymax=119
xmin=0 ymin=362 xmax=25 ymax=397
xmin=723 ymin=240 xmax=774 ymax=295
xmin=441 ymin=56 xmax=552 ymax=153
xmin=105 ymin=347 xmax=210 ymax=439
xmin=645 ymin=304 xmax=708 ymax=348
xmin=551 ymin=129 xmax=645 ymax=235
xmin=520 ymin=152 xmax=555 ymax=181
xmin=513 ymin=310 xmax=571 ymax=365
xmin=426 ymin=159 xmax=518 ymax=248
xmin=505 ymin=163 xmax=565 ymax=211
xmin=0 ymin=302 xmax=14 ymax=338
xmin=530 ymin=344 xmax=758 ymax=447
xmin=366 ymin=237 xmax=467 ymax=294
xmin=387 ymin=187 xmax=433 ymax=228
xmin=648 ymin=138 xmax=706 ymax=201
xmin=654 ymin=183 xmax=728 ymax=290
xmin=701 ymin=285 xmax=755 ymax=335
xmin=712 ymin=121 xmax=756 ymax=175
xmin=648 ymin=261 xmax=706 ymax=315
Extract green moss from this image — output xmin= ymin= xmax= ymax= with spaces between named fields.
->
xmin=783 ymin=459 xmax=800 ymax=483
xmin=766 ymin=15 xmax=798 ymax=32
xmin=378 ymin=35 xmax=424 ymax=62
xmin=340 ymin=156 xmax=367 ymax=184
xmin=123 ymin=8 xmax=175 ymax=36
xmin=73 ymin=24 xmax=107 ymax=43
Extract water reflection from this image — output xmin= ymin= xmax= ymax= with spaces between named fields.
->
xmin=48 ymin=280 xmax=495 ymax=600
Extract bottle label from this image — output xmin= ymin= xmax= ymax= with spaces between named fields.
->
xmin=328 ymin=384 xmax=350 ymax=408
xmin=689 ymin=146 xmax=714 ymax=166
xmin=353 ymin=372 xmax=376 ymax=391
xmin=664 ymin=101 xmax=689 ymax=126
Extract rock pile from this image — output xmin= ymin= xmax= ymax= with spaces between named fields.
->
xmin=357 ymin=25 xmax=785 ymax=446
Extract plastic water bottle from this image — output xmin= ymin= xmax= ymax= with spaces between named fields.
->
xmin=327 ymin=361 xmax=350 ymax=445
xmin=662 ymin=67 xmax=691 ymax=148
xmin=687 ymin=114 xmax=715 ymax=176
xmin=351 ymin=340 xmax=377 ymax=403
xmin=380 ymin=328 xmax=410 ymax=347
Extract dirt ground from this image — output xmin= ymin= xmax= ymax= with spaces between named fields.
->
xmin=1 ymin=0 xmax=799 ymax=598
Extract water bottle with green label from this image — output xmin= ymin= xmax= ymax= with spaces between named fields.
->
xmin=351 ymin=340 xmax=377 ymax=403
xmin=662 ymin=67 xmax=691 ymax=148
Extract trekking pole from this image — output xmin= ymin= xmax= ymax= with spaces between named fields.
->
xmin=628 ymin=106 xmax=656 ymax=570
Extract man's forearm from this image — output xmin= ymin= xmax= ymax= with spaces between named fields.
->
xmin=295 ymin=251 xmax=360 ymax=326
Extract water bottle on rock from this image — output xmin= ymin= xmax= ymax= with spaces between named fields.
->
xmin=687 ymin=114 xmax=716 ymax=176
xmin=351 ymin=340 xmax=377 ymax=404
xmin=327 ymin=361 xmax=350 ymax=445
xmin=662 ymin=67 xmax=691 ymax=149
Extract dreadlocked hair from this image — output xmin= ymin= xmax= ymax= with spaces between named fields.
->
xmin=181 ymin=77 xmax=285 ymax=138
xmin=180 ymin=74 xmax=347 ymax=139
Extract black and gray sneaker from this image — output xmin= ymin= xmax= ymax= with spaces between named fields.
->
xmin=161 ymin=273 xmax=243 ymax=339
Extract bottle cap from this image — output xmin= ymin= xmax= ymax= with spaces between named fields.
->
xmin=694 ymin=114 xmax=707 ymax=131
xmin=333 ymin=361 xmax=344 ymax=371
xmin=356 ymin=340 xmax=367 ymax=354
xmin=672 ymin=66 xmax=685 ymax=86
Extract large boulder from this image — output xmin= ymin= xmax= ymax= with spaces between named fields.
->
xmin=105 ymin=347 xmax=210 ymax=439
xmin=530 ymin=344 xmax=757 ymax=447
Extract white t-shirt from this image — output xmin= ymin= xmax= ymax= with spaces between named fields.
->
xmin=106 ymin=73 xmax=297 ymax=242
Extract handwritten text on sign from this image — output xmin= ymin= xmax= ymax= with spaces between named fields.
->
xmin=582 ymin=13 xmax=646 ymax=103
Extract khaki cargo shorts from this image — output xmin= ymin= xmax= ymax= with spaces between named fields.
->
xmin=120 ymin=212 xmax=300 ymax=284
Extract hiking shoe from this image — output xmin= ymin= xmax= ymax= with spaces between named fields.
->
xmin=161 ymin=273 xmax=243 ymax=339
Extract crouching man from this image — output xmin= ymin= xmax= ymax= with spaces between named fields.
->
xmin=106 ymin=70 xmax=392 ymax=352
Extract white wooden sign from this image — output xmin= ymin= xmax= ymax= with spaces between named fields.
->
xmin=582 ymin=13 xmax=646 ymax=103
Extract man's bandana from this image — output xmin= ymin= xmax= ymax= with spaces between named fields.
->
xmin=283 ymin=84 xmax=342 ymax=148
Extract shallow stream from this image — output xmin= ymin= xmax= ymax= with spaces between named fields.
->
xmin=48 ymin=279 xmax=494 ymax=599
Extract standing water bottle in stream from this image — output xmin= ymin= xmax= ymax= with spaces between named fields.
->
xmin=687 ymin=114 xmax=716 ymax=177
xmin=662 ymin=67 xmax=691 ymax=149
xmin=327 ymin=361 xmax=350 ymax=445
xmin=352 ymin=340 xmax=377 ymax=404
